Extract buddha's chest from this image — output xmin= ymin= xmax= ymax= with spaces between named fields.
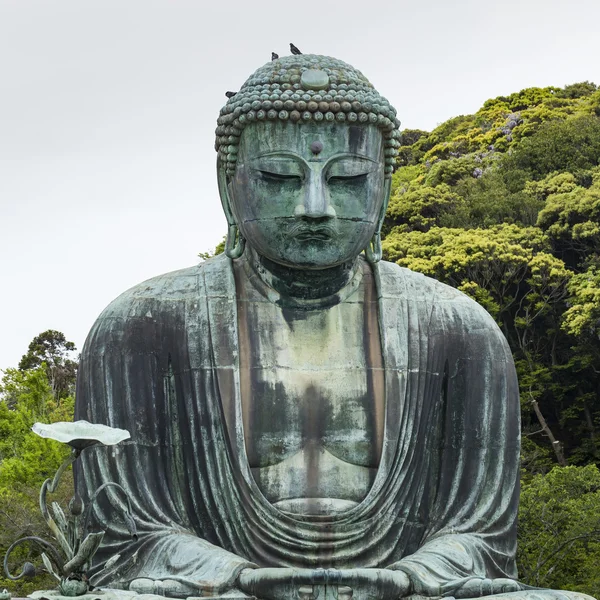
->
xmin=238 ymin=293 xmax=384 ymax=510
xmin=244 ymin=350 xmax=376 ymax=468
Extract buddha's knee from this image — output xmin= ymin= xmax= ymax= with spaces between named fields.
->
xmin=454 ymin=591 xmax=596 ymax=600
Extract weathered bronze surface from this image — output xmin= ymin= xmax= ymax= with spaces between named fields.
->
xmin=74 ymin=54 xmax=595 ymax=600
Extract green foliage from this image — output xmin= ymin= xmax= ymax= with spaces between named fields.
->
xmin=385 ymin=81 xmax=600 ymax=472
xmin=1 ymin=334 xmax=76 ymax=596
xmin=18 ymin=330 xmax=78 ymax=401
xmin=388 ymin=84 xmax=600 ymax=239
xmin=563 ymin=267 xmax=600 ymax=340
xmin=537 ymin=168 xmax=600 ymax=267
xmin=386 ymin=184 xmax=462 ymax=233
xmin=198 ymin=236 xmax=226 ymax=260
xmin=0 ymin=368 xmax=74 ymax=475
xmin=396 ymin=129 xmax=429 ymax=167
xmin=396 ymin=83 xmax=598 ymax=178
xmin=453 ymin=170 xmax=541 ymax=227
xmin=520 ymin=437 xmax=554 ymax=481
xmin=518 ymin=465 xmax=600 ymax=596
xmin=555 ymin=81 xmax=598 ymax=100
xmin=507 ymin=115 xmax=600 ymax=180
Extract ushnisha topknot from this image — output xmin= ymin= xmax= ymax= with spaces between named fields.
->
xmin=215 ymin=54 xmax=402 ymax=179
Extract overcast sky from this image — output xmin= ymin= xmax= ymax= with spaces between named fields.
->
xmin=1 ymin=0 xmax=599 ymax=372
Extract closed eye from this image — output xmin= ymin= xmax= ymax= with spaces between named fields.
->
xmin=328 ymin=173 xmax=369 ymax=183
xmin=258 ymin=170 xmax=303 ymax=182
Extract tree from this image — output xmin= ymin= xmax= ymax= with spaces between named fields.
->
xmin=198 ymin=236 xmax=226 ymax=260
xmin=386 ymin=184 xmax=462 ymax=233
xmin=18 ymin=330 xmax=78 ymax=401
xmin=536 ymin=169 xmax=600 ymax=269
xmin=507 ymin=115 xmax=600 ymax=181
xmin=556 ymin=82 xmax=598 ymax=100
xmin=518 ymin=465 xmax=600 ymax=596
xmin=1 ymin=336 xmax=76 ymax=595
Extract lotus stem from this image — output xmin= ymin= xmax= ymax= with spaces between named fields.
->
xmin=3 ymin=536 xmax=65 ymax=580
xmin=39 ymin=448 xmax=81 ymax=558
xmin=83 ymin=482 xmax=137 ymax=540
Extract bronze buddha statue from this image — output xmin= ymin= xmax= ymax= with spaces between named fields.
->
xmin=75 ymin=54 xmax=593 ymax=600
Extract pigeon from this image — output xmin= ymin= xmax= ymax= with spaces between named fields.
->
xmin=225 ymin=91 xmax=237 ymax=99
xmin=290 ymin=43 xmax=302 ymax=55
xmin=271 ymin=52 xmax=279 ymax=61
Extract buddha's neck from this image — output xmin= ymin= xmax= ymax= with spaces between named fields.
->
xmin=245 ymin=247 xmax=361 ymax=305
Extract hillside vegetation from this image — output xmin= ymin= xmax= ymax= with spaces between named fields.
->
xmin=384 ymin=82 xmax=600 ymax=468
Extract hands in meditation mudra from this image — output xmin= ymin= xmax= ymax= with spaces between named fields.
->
xmin=75 ymin=53 xmax=594 ymax=600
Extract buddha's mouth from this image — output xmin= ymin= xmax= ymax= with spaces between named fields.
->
xmin=290 ymin=224 xmax=338 ymax=242
xmin=295 ymin=232 xmax=331 ymax=241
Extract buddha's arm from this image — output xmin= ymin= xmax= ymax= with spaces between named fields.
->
xmin=75 ymin=277 xmax=255 ymax=594
xmin=387 ymin=535 xmax=522 ymax=597
xmin=119 ymin=534 xmax=254 ymax=597
xmin=388 ymin=298 xmax=522 ymax=597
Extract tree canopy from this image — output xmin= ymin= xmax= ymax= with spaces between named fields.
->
xmin=1 ymin=335 xmax=77 ymax=595
xmin=18 ymin=330 xmax=78 ymax=401
xmin=384 ymin=81 xmax=600 ymax=469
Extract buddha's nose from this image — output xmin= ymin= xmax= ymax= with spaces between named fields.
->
xmin=294 ymin=169 xmax=336 ymax=219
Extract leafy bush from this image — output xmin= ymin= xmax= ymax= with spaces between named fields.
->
xmin=518 ymin=465 xmax=600 ymax=596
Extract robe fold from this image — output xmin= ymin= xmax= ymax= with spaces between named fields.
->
xmin=75 ymin=254 xmax=520 ymax=596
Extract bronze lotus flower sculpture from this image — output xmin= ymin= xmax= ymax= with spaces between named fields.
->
xmin=31 ymin=421 xmax=130 ymax=449
xmin=2 ymin=421 xmax=135 ymax=597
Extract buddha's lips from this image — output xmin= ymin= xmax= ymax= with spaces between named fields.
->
xmin=289 ymin=224 xmax=338 ymax=241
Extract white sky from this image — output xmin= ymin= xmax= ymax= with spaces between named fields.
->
xmin=1 ymin=0 xmax=599 ymax=371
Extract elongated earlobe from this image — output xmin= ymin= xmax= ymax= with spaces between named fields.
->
xmin=217 ymin=158 xmax=246 ymax=259
xmin=365 ymin=177 xmax=391 ymax=264
xmin=365 ymin=232 xmax=382 ymax=264
xmin=225 ymin=223 xmax=246 ymax=259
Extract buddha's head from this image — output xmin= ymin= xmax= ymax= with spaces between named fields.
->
xmin=215 ymin=54 xmax=401 ymax=269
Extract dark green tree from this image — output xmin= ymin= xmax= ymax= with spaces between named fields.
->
xmin=518 ymin=465 xmax=600 ymax=595
xmin=18 ymin=330 xmax=78 ymax=401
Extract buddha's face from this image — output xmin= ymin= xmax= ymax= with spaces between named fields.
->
xmin=227 ymin=121 xmax=386 ymax=269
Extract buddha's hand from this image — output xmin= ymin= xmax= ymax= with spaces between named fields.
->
xmin=441 ymin=577 xmax=523 ymax=598
xmin=387 ymin=571 xmax=524 ymax=599
xmin=331 ymin=568 xmax=411 ymax=599
xmin=237 ymin=567 xmax=411 ymax=599
xmin=128 ymin=577 xmax=199 ymax=598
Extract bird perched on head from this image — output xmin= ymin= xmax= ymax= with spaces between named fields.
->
xmin=225 ymin=91 xmax=237 ymax=99
xmin=271 ymin=52 xmax=279 ymax=61
xmin=289 ymin=43 xmax=302 ymax=55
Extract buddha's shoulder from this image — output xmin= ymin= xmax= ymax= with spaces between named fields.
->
xmin=96 ymin=255 xmax=231 ymax=320
xmin=378 ymin=259 xmax=465 ymax=301
xmin=377 ymin=260 xmax=497 ymax=328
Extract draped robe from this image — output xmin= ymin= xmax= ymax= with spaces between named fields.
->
xmin=75 ymin=254 xmax=521 ymax=597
